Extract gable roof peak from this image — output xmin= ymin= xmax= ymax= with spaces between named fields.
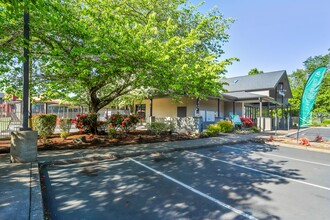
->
xmin=224 ymin=70 xmax=287 ymax=92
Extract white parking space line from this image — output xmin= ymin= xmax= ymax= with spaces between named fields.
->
xmin=222 ymin=146 xmax=330 ymax=167
xmin=129 ymin=158 xmax=258 ymax=220
xmin=187 ymin=151 xmax=330 ymax=191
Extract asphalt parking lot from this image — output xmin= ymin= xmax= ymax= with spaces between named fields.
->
xmin=288 ymin=127 xmax=330 ymax=141
xmin=41 ymin=142 xmax=330 ymax=220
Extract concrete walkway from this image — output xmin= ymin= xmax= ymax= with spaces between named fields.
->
xmin=0 ymin=131 xmax=305 ymax=220
xmin=0 ymin=156 xmax=43 ymax=220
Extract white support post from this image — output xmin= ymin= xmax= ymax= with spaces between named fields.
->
xmin=259 ymin=98 xmax=263 ymax=130
xmin=242 ymin=102 xmax=245 ymax=117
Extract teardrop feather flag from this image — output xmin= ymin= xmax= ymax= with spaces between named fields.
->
xmin=298 ymin=66 xmax=327 ymax=128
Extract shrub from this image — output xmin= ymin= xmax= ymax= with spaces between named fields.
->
xmin=32 ymin=114 xmax=57 ymax=139
xmin=268 ymin=135 xmax=275 ymax=142
xmin=121 ymin=115 xmax=140 ymax=132
xmin=315 ymin=135 xmax=323 ymax=142
xmin=108 ymin=114 xmax=124 ymax=128
xmin=299 ymin=137 xmax=311 ymax=146
xmin=216 ymin=120 xmax=234 ymax=133
xmin=199 ymin=131 xmax=210 ymax=138
xmin=108 ymin=114 xmax=140 ymax=132
xmin=321 ymin=119 xmax=330 ymax=126
xmin=240 ymin=117 xmax=254 ymax=127
xmin=108 ymin=128 xmax=118 ymax=139
xmin=59 ymin=118 xmax=72 ymax=133
xmin=60 ymin=131 xmax=69 ymax=139
xmin=206 ymin=124 xmax=221 ymax=135
xmin=74 ymin=113 xmax=98 ymax=134
xmin=311 ymin=121 xmax=321 ymax=127
xmin=148 ymin=122 xmax=171 ymax=135
xmin=250 ymin=126 xmax=260 ymax=133
xmin=59 ymin=118 xmax=73 ymax=139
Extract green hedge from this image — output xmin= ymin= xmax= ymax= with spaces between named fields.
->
xmin=147 ymin=122 xmax=172 ymax=135
xmin=322 ymin=119 xmax=330 ymax=126
xmin=32 ymin=114 xmax=57 ymax=139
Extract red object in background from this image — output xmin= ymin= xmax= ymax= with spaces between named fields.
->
xmin=240 ymin=116 xmax=254 ymax=127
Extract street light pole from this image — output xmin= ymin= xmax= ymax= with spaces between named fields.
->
xmin=22 ymin=11 xmax=30 ymax=130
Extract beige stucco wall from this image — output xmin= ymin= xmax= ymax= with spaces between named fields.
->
xmin=136 ymin=97 xmax=225 ymax=120
xmin=224 ymin=101 xmax=242 ymax=117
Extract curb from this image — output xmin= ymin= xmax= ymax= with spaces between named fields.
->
xmin=265 ymin=141 xmax=330 ymax=154
xmin=30 ymin=162 xmax=44 ymax=220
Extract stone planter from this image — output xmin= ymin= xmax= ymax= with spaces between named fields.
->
xmin=10 ymin=131 xmax=38 ymax=163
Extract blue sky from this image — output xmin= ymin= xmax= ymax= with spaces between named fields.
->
xmin=190 ymin=0 xmax=330 ymax=77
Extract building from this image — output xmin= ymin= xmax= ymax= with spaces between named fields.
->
xmin=135 ymin=70 xmax=293 ymax=131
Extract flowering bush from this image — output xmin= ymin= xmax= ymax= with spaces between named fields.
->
xmin=240 ymin=117 xmax=254 ymax=128
xmin=108 ymin=114 xmax=124 ymax=128
xmin=299 ymin=137 xmax=311 ymax=146
xmin=268 ymin=135 xmax=275 ymax=142
xmin=73 ymin=113 xmax=99 ymax=134
xmin=315 ymin=135 xmax=323 ymax=142
xmin=108 ymin=114 xmax=140 ymax=132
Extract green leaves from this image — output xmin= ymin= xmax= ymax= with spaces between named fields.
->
xmin=289 ymin=50 xmax=330 ymax=115
xmin=1 ymin=0 xmax=236 ymax=112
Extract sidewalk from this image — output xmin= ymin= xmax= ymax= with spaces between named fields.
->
xmin=0 ymin=155 xmax=43 ymax=220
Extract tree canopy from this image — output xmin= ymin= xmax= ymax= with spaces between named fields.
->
xmin=0 ymin=0 xmax=237 ymax=112
xmin=248 ymin=68 xmax=263 ymax=75
xmin=289 ymin=50 xmax=330 ymax=116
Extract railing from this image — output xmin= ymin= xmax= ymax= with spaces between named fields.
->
xmin=154 ymin=117 xmax=200 ymax=133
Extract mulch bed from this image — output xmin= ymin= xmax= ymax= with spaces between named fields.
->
xmin=0 ymin=130 xmax=198 ymax=153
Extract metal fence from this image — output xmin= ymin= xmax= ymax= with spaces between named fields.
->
xmin=0 ymin=101 xmax=22 ymax=139
xmin=0 ymin=100 xmax=132 ymax=139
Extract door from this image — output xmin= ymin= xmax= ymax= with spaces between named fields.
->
xmin=177 ymin=107 xmax=187 ymax=118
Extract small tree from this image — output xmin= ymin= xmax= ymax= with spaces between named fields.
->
xmin=59 ymin=118 xmax=73 ymax=139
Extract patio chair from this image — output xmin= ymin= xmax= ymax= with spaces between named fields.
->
xmin=230 ymin=114 xmax=242 ymax=129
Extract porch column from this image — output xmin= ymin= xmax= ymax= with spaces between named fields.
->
xmin=149 ymin=99 xmax=153 ymax=117
xmin=217 ymin=99 xmax=220 ymax=117
xmin=242 ymin=102 xmax=245 ymax=117
xmin=149 ymin=99 xmax=155 ymax=123
xmin=259 ymin=98 xmax=262 ymax=130
xmin=286 ymin=105 xmax=289 ymax=130
xmin=275 ymin=104 xmax=278 ymax=131
xmin=196 ymin=98 xmax=200 ymax=116
xmin=45 ymin=103 xmax=48 ymax=114
xmin=267 ymin=102 xmax=270 ymax=117
xmin=232 ymin=101 xmax=235 ymax=115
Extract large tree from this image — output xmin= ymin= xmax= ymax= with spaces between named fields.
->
xmin=289 ymin=50 xmax=330 ymax=116
xmin=0 ymin=0 xmax=237 ymax=112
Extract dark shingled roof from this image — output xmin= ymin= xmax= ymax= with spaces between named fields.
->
xmin=223 ymin=70 xmax=286 ymax=92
